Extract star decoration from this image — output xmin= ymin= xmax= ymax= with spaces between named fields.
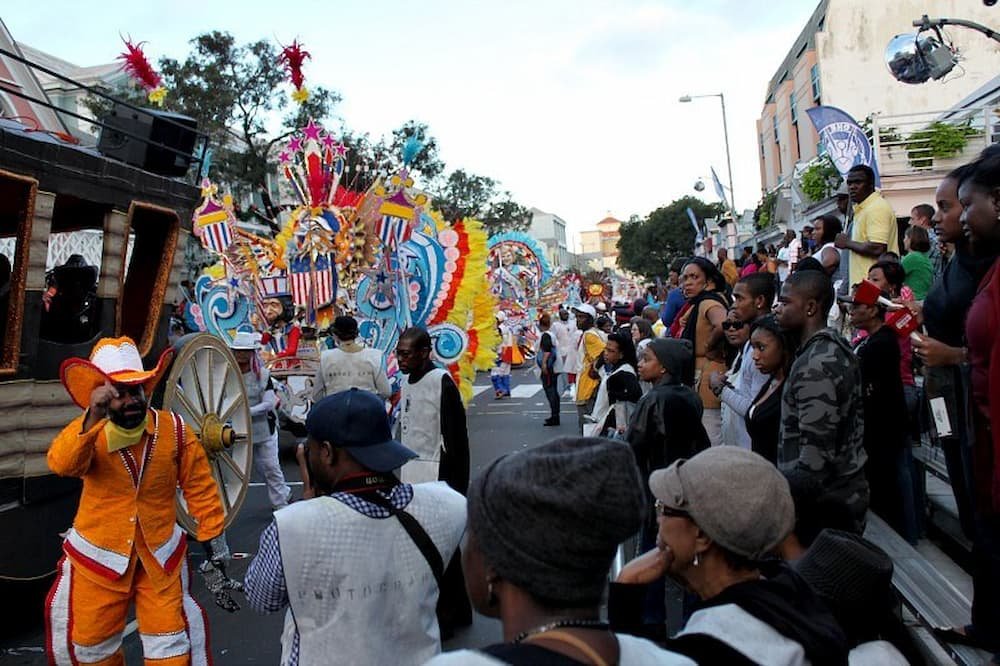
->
xmin=278 ymin=150 xmax=292 ymax=164
xmin=333 ymin=143 xmax=348 ymax=158
xmin=229 ymin=277 xmax=241 ymax=289
xmin=287 ymin=136 xmax=303 ymax=153
xmin=321 ymin=134 xmax=337 ymax=149
xmin=301 ymin=119 xmax=322 ymax=141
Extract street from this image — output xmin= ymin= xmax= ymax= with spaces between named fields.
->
xmin=0 ymin=367 xmax=575 ymax=664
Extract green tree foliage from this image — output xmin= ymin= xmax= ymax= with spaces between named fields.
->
xmin=617 ymin=196 xmax=723 ymax=279
xmin=798 ymin=155 xmax=841 ymax=202
xmin=431 ymin=169 xmax=531 ymax=235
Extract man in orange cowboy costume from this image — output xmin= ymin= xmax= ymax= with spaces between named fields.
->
xmin=45 ymin=336 xmax=240 ymax=665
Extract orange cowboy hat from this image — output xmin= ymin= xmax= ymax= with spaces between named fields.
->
xmin=59 ymin=336 xmax=175 ymax=409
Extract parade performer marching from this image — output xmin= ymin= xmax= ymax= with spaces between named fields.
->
xmin=230 ymin=331 xmax=291 ymax=511
xmin=46 ymin=337 xmax=241 ymax=665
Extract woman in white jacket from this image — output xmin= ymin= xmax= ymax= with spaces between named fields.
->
xmin=586 ymin=331 xmax=642 ymax=439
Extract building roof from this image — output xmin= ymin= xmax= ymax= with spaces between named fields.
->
xmin=0 ymin=19 xmax=68 ymax=133
xmin=17 ymin=44 xmax=124 ymax=89
xmin=596 ymin=216 xmax=621 ymax=228
xmin=762 ymin=0 xmax=828 ymax=104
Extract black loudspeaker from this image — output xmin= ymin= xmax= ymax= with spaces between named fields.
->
xmin=98 ymin=104 xmax=198 ymax=177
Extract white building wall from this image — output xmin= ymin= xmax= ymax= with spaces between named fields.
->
xmin=817 ymin=0 xmax=1000 ymax=122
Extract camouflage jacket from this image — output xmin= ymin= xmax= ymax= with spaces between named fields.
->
xmin=779 ymin=328 xmax=868 ymax=518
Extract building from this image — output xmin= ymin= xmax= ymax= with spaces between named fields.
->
xmin=17 ymin=43 xmax=126 ymax=143
xmin=756 ymin=0 xmax=1000 ymax=227
xmin=576 ymin=215 xmax=623 ymax=271
xmin=0 ymin=19 xmax=67 ymax=134
xmin=527 ymin=207 xmax=571 ymax=269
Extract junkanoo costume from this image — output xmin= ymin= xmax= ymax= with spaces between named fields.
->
xmin=46 ymin=337 xmax=226 ymax=665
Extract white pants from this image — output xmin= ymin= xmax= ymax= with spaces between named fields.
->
xmin=255 ymin=429 xmax=291 ymax=509
xmin=702 ymin=408 xmax=723 ymax=447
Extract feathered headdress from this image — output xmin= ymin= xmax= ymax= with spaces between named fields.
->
xmin=118 ymin=38 xmax=166 ymax=106
xmin=279 ymin=40 xmax=311 ymax=104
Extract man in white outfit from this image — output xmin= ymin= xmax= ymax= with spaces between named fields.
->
xmin=312 ymin=315 xmax=391 ymax=401
xmin=244 ymin=389 xmax=466 ymax=666
xmin=395 ymin=325 xmax=472 ymax=638
xmin=550 ymin=306 xmax=573 ymax=395
xmin=231 ymin=332 xmax=291 ymax=510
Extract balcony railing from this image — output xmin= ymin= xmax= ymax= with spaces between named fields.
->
xmin=871 ymin=105 xmax=999 ymax=178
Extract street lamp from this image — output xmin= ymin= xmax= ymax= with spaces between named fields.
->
xmin=679 ymin=93 xmax=735 ymax=215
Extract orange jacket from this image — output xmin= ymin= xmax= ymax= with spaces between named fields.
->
xmin=47 ymin=409 xmax=224 ymax=581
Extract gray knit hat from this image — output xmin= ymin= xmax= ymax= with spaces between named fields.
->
xmin=467 ymin=437 xmax=645 ymax=607
xmin=648 ymin=447 xmax=794 ymax=559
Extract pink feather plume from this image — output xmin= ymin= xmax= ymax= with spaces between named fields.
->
xmin=279 ymin=40 xmax=311 ymax=91
xmin=117 ymin=38 xmax=162 ymax=91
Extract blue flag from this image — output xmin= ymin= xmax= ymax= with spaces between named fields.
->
xmin=685 ymin=207 xmax=703 ymax=244
xmin=805 ymin=106 xmax=880 ymax=186
xmin=710 ymin=167 xmax=729 ymax=209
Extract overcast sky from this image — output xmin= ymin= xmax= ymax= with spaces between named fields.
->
xmin=4 ymin=1 xmax=819 ymax=245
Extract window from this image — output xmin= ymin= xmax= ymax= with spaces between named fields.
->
xmin=40 ymin=196 xmax=109 ymax=346
xmin=790 ymin=94 xmax=798 ymax=124
xmin=0 ymin=171 xmax=37 ymax=375
xmin=118 ymin=202 xmax=180 ymax=355
xmin=811 ymin=64 xmax=822 ymax=100
xmin=773 ymin=115 xmax=780 ymax=143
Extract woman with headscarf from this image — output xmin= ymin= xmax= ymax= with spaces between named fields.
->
xmin=426 ymin=438 xmax=692 ymax=665
xmin=585 ymin=330 xmax=641 ymax=438
xmin=672 ymin=257 xmax=730 ymax=446
xmin=612 ymin=447 xmax=849 ymax=665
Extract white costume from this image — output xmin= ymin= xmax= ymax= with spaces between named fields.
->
xmin=398 ymin=368 xmax=448 ymax=484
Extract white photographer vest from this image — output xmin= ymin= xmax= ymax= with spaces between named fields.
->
xmin=398 ymin=368 xmax=447 ymax=484
xmin=274 ymin=482 xmax=466 ymax=666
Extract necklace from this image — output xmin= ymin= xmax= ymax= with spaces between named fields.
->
xmin=513 ymin=618 xmax=609 ymax=643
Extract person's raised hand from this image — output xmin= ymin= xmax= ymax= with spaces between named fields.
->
xmin=84 ymin=382 xmax=118 ymax=430
xmin=616 ymin=546 xmax=672 ymax=585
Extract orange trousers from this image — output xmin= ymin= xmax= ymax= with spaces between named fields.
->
xmin=45 ymin=555 xmax=210 ymax=665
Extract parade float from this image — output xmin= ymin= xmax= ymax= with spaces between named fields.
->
xmin=180 ymin=120 xmax=499 ymax=418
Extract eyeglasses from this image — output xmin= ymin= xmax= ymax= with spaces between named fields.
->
xmin=721 ymin=321 xmax=746 ymax=331
xmin=654 ymin=499 xmax=689 ymax=519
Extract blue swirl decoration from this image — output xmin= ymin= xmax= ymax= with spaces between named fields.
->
xmin=194 ymin=274 xmax=251 ymax=341
xmin=429 ymin=323 xmax=468 ymax=364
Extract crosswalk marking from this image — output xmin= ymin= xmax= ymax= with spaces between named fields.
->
xmin=472 ymin=385 xmax=491 ymax=398
xmin=509 ymin=384 xmax=542 ymax=399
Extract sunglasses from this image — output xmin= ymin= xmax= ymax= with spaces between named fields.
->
xmin=654 ymin=499 xmax=689 ymax=519
xmin=721 ymin=320 xmax=746 ymax=331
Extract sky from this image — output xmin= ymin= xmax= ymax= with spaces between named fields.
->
xmin=3 ymin=1 xmax=819 ymax=246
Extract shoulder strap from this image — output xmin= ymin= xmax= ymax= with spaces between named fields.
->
xmin=366 ymin=491 xmax=444 ymax=586
xmin=525 ymin=631 xmax=609 ymax=666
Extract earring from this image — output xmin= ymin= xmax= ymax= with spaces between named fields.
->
xmin=487 ymin=579 xmax=498 ymax=607
xmin=693 ymin=552 xmax=700 ymax=567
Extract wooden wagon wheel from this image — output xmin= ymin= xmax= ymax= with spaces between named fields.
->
xmin=162 ymin=333 xmax=252 ymax=533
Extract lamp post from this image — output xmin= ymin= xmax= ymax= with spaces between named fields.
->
xmin=679 ymin=93 xmax=735 ymax=215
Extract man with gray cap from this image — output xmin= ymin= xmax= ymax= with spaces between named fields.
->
xmin=244 ymin=389 xmax=466 ymax=666
xmin=312 ymin=315 xmax=391 ymax=402
xmin=612 ymin=447 xmax=848 ymax=665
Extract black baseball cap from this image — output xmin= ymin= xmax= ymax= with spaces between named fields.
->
xmin=305 ymin=389 xmax=416 ymax=472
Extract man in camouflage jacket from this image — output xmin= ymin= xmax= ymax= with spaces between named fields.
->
xmin=775 ymin=270 xmax=869 ymax=532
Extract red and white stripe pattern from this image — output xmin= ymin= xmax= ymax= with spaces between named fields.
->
xmin=259 ymin=275 xmax=289 ymax=298
xmin=45 ymin=557 xmax=76 ymax=665
xmin=290 ymin=255 xmax=334 ymax=308
xmin=376 ymin=214 xmax=413 ymax=248
xmin=200 ymin=220 xmax=233 ymax=255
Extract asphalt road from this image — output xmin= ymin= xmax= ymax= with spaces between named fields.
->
xmin=1 ymin=367 xmax=576 ymax=664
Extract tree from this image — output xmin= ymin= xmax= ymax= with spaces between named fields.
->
xmin=431 ymin=169 xmax=531 ymax=235
xmin=85 ymin=31 xmax=340 ymax=200
xmin=617 ymin=196 xmax=723 ymax=279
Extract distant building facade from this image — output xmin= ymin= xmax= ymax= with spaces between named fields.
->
xmin=528 ymin=207 xmax=571 ymax=269
xmin=756 ymin=0 xmax=1000 ymax=228
xmin=0 ymin=20 xmax=68 ymax=134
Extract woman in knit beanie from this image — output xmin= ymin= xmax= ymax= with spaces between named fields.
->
xmin=425 ymin=438 xmax=693 ymax=665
